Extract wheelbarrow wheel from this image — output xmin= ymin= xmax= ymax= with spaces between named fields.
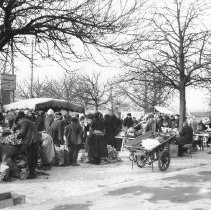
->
xmin=158 ymin=150 xmax=170 ymax=171
xmin=136 ymin=156 xmax=146 ymax=168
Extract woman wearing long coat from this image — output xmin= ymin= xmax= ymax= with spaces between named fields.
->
xmin=104 ymin=114 xmax=115 ymax=147
xmin=88 ymin=112 xmax=108 ymax=164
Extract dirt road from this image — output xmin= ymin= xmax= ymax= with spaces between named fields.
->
xmin=1 ymin=149 xmax=211 ymax=210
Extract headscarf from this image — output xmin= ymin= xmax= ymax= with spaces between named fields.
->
xmin=47 ymin=109 xmax=54 ymax=116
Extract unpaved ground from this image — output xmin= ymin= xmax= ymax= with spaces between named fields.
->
xmin=1 ymin=149 xmax=211 ymax=210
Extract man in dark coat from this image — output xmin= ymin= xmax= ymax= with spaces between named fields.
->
xmin=64 ymin=117 xmax=83 ymax=166
xmin=176 ymin=121 xmax=193 ymax=156
xmin=15 ymin=112 xmax=41 ymax=179
xmin=123 ymin=113 xmax=133 ymax=129
xmin=35 ymin=111 xmax=45 ymax=132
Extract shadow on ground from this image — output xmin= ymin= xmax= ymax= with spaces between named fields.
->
xmin=163 ymin=171 xmax=211 ymax=183
xmin=106 ymin=184 xmax=211 ymax=203
xmin=50 ymin=203 xmax=92 ymax=210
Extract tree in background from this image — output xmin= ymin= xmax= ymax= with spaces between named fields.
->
xmin=16 ymin=72 xmax=111 ymax=111
xmin=16 ymin=78 xmax=50 ymax=99
xmin=44 ymin=74 xmax=79 ymax=102
xmin=114 ymin=65 xmax=172 ymax=112
xmin=123 ymin=0 xmax=211 ymax=129
xmin=76 ymin=72 xmax=111 ymax=111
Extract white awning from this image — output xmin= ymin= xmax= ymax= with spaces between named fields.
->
xmin=154 ymin=106 xmax=174 ymax=115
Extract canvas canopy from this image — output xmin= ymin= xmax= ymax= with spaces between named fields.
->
xmin=4 ymin=98 xmax=84 ymax=113
xmin=154 ymin=106 xmax=175 ymax=115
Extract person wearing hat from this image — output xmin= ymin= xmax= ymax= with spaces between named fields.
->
xmin=44 ymin=109 xmax=54 ymax=131
xmin=14 ymin=112 xmax=41 ymax=179
xmin=123 ymin=113 xmax=133 ymax=129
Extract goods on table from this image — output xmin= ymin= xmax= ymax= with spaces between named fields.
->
xmin=0 ymin=133 xmax=23 ymax=145
xmin=117 ymin=127 xmax=142 ymax=138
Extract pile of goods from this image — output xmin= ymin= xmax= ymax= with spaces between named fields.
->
xmin=0 ymin=133 xmax=23 ymax=145
xmin=117 ymin=127 xmax=142 ymax=138
xmin=124 ymin=131 xmax=165 ymax=150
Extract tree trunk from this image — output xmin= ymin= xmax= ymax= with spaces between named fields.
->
xmin=95 ymin=101 xmax=98 ymax=112
xmin=179 ymin=85 xmax=186 ymax=131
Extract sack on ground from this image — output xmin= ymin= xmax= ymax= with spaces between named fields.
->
xmin=54 ymin=145 xmax=64 ymax=166
xmin=0 ymin=163 xmax=9 ymax=181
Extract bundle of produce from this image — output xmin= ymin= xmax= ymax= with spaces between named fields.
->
xmin=107 ymin=145 xmax=118 ymax=160
xmin=54 ymin=145 xmax=65 ymax=166
xmin=0 ymin=133 xmax=23 ymax=145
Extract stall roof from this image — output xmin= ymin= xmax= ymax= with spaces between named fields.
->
xmin=4 ymin=98 xmax=84 ymax=113
xmin=154 ymin=106 xmax=175 ymax=115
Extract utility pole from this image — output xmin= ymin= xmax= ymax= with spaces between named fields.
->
xmin=11 ymin=38 xmax=15 ymax=102
xmin=30 ymin=39 xmax=34 ymax=98
xmin=110 ymin=85 xmax=114 ymax=114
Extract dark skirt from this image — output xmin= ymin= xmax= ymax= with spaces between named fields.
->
xmin=104 ymin=130 xmax=115 ymax=147
xmin=88 ymin=134 xmax=108 ymax=159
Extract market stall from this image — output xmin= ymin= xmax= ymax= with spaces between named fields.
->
xmin=3 ymin=98 xmax=84 ymax=113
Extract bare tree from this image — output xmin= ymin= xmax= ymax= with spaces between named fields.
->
xmin=123 ymin=0 xmax=211 ymax=129
xmin=76 ymin=72 xmax=111 ymax=111
xmin=115 ymin=67 xmax=172 ymax=111
xmin=44 ymin=74 xmax=79 ymax=102
xmin=0 ymin=0 xmax=145 ymax=70
xmin=16 ymin=72 xmax=111 ymax=111
xmin=16 ymin=77 xmax=50 ymax=99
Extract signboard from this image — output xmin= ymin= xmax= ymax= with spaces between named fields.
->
xmin=0 ymin=74 xmax=16 ymax=90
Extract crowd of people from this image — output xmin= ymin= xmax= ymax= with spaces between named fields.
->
xmin=0 ymin=109 xmax=123 ymax=180
xmin=1 ymin=108 xmax=211 ymax=180
xmin=122 ymin=112 xmax=211 ymax=157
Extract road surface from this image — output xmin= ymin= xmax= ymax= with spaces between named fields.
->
xmin=1 ymin=149 xmax=211 ymax=210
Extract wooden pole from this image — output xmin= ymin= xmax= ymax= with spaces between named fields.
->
xmin=30 ymin=39 xmax=34 ymax=98
xmin=11 ymin=38 xmax=15 ymax=102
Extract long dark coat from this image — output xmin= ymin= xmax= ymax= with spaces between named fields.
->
xmin=104 ymin=117 xmax=115 ymax=147
xmin=179 ymin=125 xmax=193 ymax=144
xmin=47 ymin=120 xmax=64 ymax=146
xmin=35 ymin=115 xmax=45 ymax=132
xmin=88 ymin=118 xmax=108 ymax=159
xmin=64 ymin=123 xmax=83 ymax=146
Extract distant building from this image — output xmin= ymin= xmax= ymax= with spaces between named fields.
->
xmin=190 ymin=111 xmax=211 ymax=121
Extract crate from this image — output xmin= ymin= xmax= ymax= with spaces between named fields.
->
xmin=169 ymin=144 xmax=178 ymax=158
xmin=0 ymin=192 xmax=25 ymax=209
